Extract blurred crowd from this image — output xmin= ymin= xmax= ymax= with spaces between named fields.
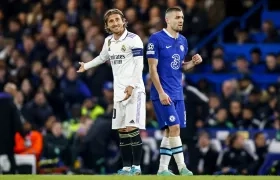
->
xmin=0 ymin=0 xmax=279 ymax=175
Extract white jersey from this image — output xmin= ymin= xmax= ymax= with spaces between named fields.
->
xmin=84 ymin=29 xmax=145 ymax=102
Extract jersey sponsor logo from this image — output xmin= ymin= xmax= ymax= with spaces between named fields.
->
xmin=169 ymin=115 xmax=176 ymax=122
xmin=180 ymin=45 xmax=184 ymax=51
xmin=170 ymin=54 xmax=181 ymax=70
xmin=110 ymin=54 xmax=125 ymax=60
xmin=112 ymin=60 xmax=123 ymax=65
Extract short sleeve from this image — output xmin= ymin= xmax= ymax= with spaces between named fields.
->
xmin=131 ymin=35 xmax=144 ymax=57
xmin=146 ymin=35 xmax=159 ymax=60
xmin=99 ymin=38 xmax=110 ymax=61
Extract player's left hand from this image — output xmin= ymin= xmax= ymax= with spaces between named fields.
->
xmin=123 ymin=86 xmax=134 ymax=101
xmin=192 ymin=54 xmax=203 ymax=65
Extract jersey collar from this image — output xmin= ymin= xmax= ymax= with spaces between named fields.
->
xmin=111 ymin=29 xmax=128 ymax=42
xmin=163 ymin=28 xmax=178 ymax=39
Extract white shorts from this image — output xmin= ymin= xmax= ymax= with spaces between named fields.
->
xmin=112 ymin=89 xmax=146 ymax=130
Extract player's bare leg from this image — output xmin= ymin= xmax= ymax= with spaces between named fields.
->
xmin=157 ymin=128 xmax=175 ymax=176
xmin=169 ymin=124 xmax=193 ymax=176
xmin=126 ymin=126 xmax=142 ymax=175
xmin=117 ymin=128 xmax=133 ymax=175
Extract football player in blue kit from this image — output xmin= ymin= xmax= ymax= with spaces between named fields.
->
xmin=146 ymin=7 xmax=203 ymax=176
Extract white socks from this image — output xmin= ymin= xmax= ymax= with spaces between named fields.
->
xmin=169 ymin=136 xmax=186 ymax=171
xmin=132 ymin=165 xmax=141 ymax=170
xmin=122 ymin=166 xmax=131 ymax=171
xmin=158 ymin=136 xmax=172 ymax=172
xmin=123 ymin=165 xmax=141 ymax=171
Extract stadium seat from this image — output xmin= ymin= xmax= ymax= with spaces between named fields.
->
xmin=250 ymin=32 xmax=266 ymax=43
xmin=262 ymin=11 xmax=280 ymax=29
xmin=220 ymin=44 xmax=280 ymax=61
xmin=15 ymin=154 xmax=37 ymax=174
xmin=215 ymin=130 xmax=230 ymax=141
xmin=268 ymin=139 xmax=280 ymax=153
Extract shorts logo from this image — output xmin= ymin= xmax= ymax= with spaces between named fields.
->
xmin=169 ymin=115 xmax=176 ymax=122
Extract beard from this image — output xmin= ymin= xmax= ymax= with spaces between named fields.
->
xmin=172 ymin=26 xmax=183 ymax=32
xmin=110 ymin=25 xmax=124 ymax=34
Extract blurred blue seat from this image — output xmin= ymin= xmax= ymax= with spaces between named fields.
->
xmin=250 ymin=32 xmax=266 ymax=43
xmin=221 ymin=44 xmax=280 ymax=61
xmin=262 ymin=11 xmax=280 ymax=29
xmin=185 ymin=73 xmax=280 ymax=93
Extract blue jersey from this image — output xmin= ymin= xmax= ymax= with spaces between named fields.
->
xmin=146 ymin=29 xmax=188 ymax=101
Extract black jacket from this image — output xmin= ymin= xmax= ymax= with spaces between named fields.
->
xmin=0 ymin=93 xmax=23 ymax=154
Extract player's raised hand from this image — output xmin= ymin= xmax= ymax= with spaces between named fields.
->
xmin=191 ymin=54 xmax=203 ymax=65
xmin=123 ymin=86 xmax=134 ymax=101
xmin=159 ymin=92 xmax=172 ymax=105
xmin=77 ymin=62 xmax=86 ymax=73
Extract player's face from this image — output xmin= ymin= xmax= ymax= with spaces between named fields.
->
xmin=106 ymin=13 xmax=125 ymax=35
xmin=168 ymin=11 xmax=184 ymax=32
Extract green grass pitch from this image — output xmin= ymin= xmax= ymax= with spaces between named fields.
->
xmin=0 ymin=175 xmax=278 ymax=180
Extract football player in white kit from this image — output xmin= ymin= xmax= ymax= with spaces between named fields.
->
xmin=77 ymin=9 xmax=146 ymax=175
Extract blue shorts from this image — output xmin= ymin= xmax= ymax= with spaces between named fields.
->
xmin=152 ymin=100 xmax=186 ymax=129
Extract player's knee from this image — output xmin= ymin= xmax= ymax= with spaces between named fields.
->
xmin=126 ymin=126 xmax=138 ymax=132
xmin=118 ymin=128 xmax=127 ymax=133
xmin=168 ymin=124 xmax=180 ymax=136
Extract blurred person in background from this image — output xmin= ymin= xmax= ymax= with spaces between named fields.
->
xmin=253 ymin=132 xmax=268 ymax=174
xmin=207 ymin=94 xmax=221 ymax=120
xmin=207 ymin=108 xmax=234 ymax=129
xmin=182 ymin=0 xmax=208 ymax=49
xmin=211 ymin=55 xmax=227 ymax=73
xmin=217 ymin=133 xmax=258 ymax=175
xmin=40 ymin=121 xmax=70 ymax=171
xmin=60 ymin=66 xmax=91 ymax=107
xmin=221 ymin=80 xmax=240 ymax=108
xmin=81 ymin=98 xmax=105 ymax=121
xmin=265 ymin=53 xmax=280 ymax=73
xmin=237 ymin=106 xmax=261 ymax=130
xmin=22 ymin=91 xmax=53 ymax=130
xmin=0 ymin=83 xmax=23 ymax=174
xmin=97 ymin=81 xmax=114 ymax=111
xmin=190 ymin=131 xmax=218 ymax=175
xmin=228 ymin=100 xmax=242 ymax=126
xmin=14 ymin=121 xmax=43 ymax=160
xmin=234 ymin=56 xmax=250 ymax=75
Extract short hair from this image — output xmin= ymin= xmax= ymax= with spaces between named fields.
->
xmin=165 ymin=6 xmax=183 ymax=15
xmin=254 ymin=132 xmax=264 ymax=140
xmin=104 ymin=9 xmax=127 ymax=34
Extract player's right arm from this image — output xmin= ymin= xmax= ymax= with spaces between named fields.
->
xmin=77 ymin=38 xmax=110 ymax=72
xmin=147 ymin=35 xmax=171 ymax=105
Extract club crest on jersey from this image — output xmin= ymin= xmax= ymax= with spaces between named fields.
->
xmin=121 ymin=45 xmax=126 ymax=52
xmin=180 ymin=45 xmax=184 ymax=52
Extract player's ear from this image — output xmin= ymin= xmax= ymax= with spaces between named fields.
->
xmin=165 ymin=17 xmax=169 ymax=25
